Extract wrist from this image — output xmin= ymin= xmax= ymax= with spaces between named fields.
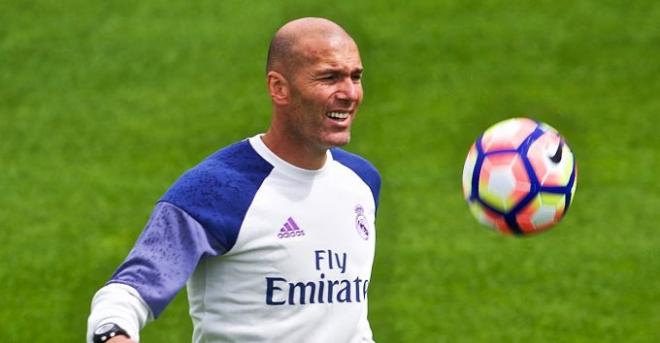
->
xmin=92 ymin=323 xmax=130 ymax=343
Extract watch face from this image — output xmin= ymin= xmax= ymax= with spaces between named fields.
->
xmin=94 ymin=323 xmax=116 ymax=335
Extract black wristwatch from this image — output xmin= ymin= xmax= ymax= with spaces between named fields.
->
xmin=93 ymin=323 xmax=130 ymax=343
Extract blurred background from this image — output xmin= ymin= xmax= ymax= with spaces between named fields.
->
xmin=1 ymin=0 xmax=658 ymax=341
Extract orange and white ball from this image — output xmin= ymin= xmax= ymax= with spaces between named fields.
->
xmin=462 ymin=118 xmax=577 ymax=236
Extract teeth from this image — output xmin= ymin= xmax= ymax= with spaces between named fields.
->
xmin=327 ymin=112 xmax=349 ymax=119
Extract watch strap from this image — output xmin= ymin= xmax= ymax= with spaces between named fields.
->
xmin=93 ymin=323 xmax=130 ymax=343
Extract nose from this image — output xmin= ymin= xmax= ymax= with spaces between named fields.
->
xmin=335 ymin=78 xmax=361 ymax=102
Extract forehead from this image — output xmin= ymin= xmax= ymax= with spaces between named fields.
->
xmin=297 ymin=35 xmax=362 ymax=71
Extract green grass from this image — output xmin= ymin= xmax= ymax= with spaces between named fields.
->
xmin=1 ymin=0 xmax=659 ymax=341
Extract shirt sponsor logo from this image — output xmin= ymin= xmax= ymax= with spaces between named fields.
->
xmin=265 ymin=249 xmax=369 ymax=305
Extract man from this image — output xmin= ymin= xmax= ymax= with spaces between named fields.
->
xmin=87 ymin=17 xmax=381 ymax=343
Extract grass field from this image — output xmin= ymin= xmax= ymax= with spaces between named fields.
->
xmin=1 ymin=0 xmax=659 ymax=341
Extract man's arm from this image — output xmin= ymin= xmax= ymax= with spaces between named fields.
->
xmin=87 ymin=202 xmax=222 ymax=342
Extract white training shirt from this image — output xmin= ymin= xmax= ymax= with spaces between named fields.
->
xmin=87 ymin=135 xmax=381 ymax=342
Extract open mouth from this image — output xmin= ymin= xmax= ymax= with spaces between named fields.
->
xmin=326 ymin=111 xmax=350 ymax=120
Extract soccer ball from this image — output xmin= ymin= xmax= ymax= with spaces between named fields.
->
xmin=462 ymin=117 xmax=577 ymax=236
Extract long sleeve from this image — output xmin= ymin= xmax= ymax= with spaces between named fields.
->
xmin=87 ymin=202 xmax=222 ymax=341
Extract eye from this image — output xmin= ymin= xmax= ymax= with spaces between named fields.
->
xmin=317 ymin=74 xmax=337 ymax=83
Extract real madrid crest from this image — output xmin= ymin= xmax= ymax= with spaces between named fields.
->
xmin=354 ymin=205 xmax=369 ymax=240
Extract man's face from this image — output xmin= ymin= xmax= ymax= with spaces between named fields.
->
xmin=285 ymin=35 xmax=364 ymax=151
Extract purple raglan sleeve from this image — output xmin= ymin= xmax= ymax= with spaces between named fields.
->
xmin=108 ymin=201 xmax=222 ymax=317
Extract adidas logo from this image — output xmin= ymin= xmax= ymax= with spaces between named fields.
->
xmin=278 ymin=217 xmax=305 ymax=239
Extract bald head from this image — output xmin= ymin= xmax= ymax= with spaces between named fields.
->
xmin=266 ymin=17 xmax=356 ymax=76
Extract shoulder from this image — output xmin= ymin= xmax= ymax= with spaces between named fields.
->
xmin=160 ymin=139 xmax=274 ymax=250
xmin=331 ymin=148 xmax=381 ymax=206
xmin=164 ymin=140 xmax=273 ymax=197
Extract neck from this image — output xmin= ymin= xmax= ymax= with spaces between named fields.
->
xmin=261 ymin=130 xmax=328 ymax=170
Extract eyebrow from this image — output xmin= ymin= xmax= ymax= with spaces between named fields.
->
xmin=317 ymin=67 xmax=364 ymax=74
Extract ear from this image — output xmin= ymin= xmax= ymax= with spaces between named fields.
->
xmin=267 ymin=71 xmax=290 ymax=106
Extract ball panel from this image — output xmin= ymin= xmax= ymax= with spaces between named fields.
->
xmin=570 ymin=166 xmax=578 ymax=202
xmin=469 ymin=202 xmax=513 ymax=234
xmin=538 ymin=122 xmax=559 ymax=134
xmin=478 ymin=153 xmax=530 ymax=212
xmin=462 ymin=144 xmax=478 ymax=200
xmin=481 ymin=117 xmax=537 ymax=153
xmin=516 ymin=192 xmax=566 ymax=233
xmin=527 ymin=132 xmax=575 ymax=187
